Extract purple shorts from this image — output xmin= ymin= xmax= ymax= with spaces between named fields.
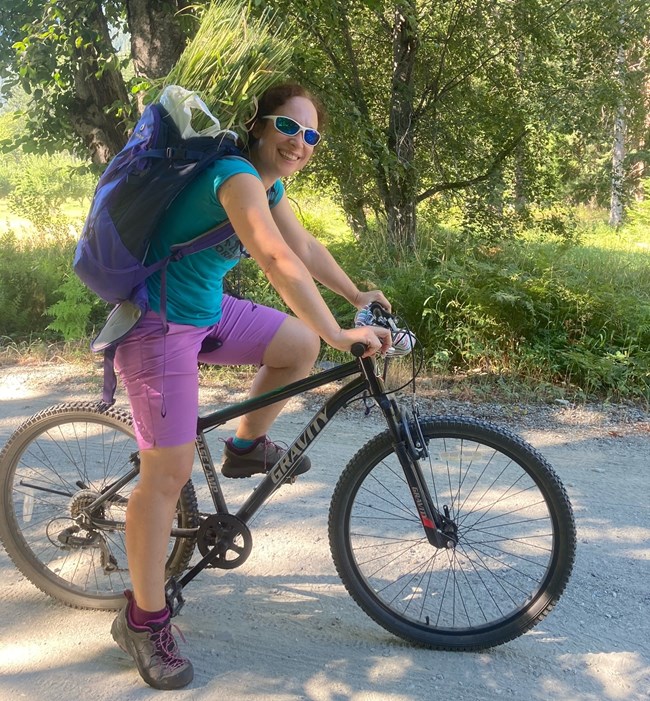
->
xmin=114 ymin=295 xmax=287 ymax=449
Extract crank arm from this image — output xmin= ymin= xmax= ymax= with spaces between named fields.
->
xmin=165 ymin=576 xmax=185 ymax=618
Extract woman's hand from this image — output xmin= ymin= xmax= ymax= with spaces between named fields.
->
xmin=328 ymin=326 xmax=392 ymax=358
xmin=354 ymin=290 xmax=391 ymax=313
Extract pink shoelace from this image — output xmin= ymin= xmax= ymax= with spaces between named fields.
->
xmin=151 ymin=623 xmax=188 ymax=671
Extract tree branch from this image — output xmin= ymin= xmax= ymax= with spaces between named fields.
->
xmin=416 ymin=129 xmax=528 ymax=202
xmin=414 ymin=0 xmax=465 ymax=119
xmin=416 ymin=0 xmax=578 ymax=119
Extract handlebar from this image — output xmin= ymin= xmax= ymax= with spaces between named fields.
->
xmin=350 ymin=303 xmax=415 ymax=359
xmin=351 ymin=303 xmax=393 ymax=358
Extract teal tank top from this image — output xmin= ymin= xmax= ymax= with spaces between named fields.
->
xmin=145 ymin=156 xmax=284 ymax=326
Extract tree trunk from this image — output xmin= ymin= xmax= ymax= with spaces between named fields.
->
xmin=338 ymin=190 xmax=368 ymax=238
xmin=630 ymin=66 xmax=650 ymax=201
xmin=514 ymin=50 xmax=527 ymax=212
xmin=126 ymin=0 xmax=189 ymax=79
xmin=514 ymin=139 xmax=527 ymax=213
xmin=69 ymin=6 xmax=131 ymax=164
xmin=385 ymin=2 xmax=418 ymax=253
xmin=610 ymin=104 xmax=626 ymax=227
xmin=609 ymin=47 xmax=627 ymax=228
xmin=68 ymin=2 xmax=188 ymax=164
xmin=386 ymin=200 xmax=417 ymax=253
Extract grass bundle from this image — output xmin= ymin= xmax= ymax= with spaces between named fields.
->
xmin=161 ymin=0 xmax=294 ymax=135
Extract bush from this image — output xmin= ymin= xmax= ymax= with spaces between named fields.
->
xmin=316 ymin=209 xmax=650 ymax=401
xmin=47 ymin=273 xmax=108 ymax=341
xmin=4 ymin=153 xmax=94 ymax=231
xmin=4 ymin=180 xmax=650 ymax=401
xmin=0 ymin=229 xmax=74 ymax=339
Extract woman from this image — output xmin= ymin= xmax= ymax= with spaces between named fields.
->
xmin=110 ymin=83 xmax=391 ymax=690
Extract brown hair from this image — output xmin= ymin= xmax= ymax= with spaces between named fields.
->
xmin=247 ymin=82 xmax=327 ymax=142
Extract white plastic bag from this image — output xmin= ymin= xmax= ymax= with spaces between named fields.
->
xmin=158 ymin=85 xmax=224 ymax=138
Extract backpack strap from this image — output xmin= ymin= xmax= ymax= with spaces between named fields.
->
xmin=145 ymin=146 xmax=210 ymax=162
xmin=97 ymin=185 xmax=273 ymax=406
xmin=102 ymin=345 xmax=120 ymax=406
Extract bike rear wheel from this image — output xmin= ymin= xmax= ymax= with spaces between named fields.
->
xmin=0 ymin=402 xmax=199 ymax=610
xmin=329 ymin=416 xmax=576 ymax=650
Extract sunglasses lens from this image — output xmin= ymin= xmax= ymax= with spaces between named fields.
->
xmin=269 ymin=116 xmax=321 ymax=146
xmin=275 ymin=117 xmax=300 ymax=136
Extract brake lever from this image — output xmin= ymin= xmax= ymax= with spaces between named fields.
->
xmin=369 ymin=302 xmax=399 ymax=334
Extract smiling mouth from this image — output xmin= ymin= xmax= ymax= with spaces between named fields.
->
xmin=279 ymin=149 xmax=300 ymax=162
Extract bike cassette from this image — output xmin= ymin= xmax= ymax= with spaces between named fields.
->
xmin=197 ymin=514 xmax=252 ymax=569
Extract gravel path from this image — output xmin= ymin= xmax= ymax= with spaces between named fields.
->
xmin=0 ymin=361 xmax=648 ymax=701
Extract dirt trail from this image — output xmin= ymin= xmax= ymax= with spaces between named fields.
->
xmin=0 ymin=362 xmax=648 ymax=701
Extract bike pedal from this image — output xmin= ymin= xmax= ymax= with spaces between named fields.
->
xmin=164 ymin=577 xmax=185 ymax=618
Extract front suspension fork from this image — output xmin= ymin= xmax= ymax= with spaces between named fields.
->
xmin=360 ymin=357 xmax=456 ymax=549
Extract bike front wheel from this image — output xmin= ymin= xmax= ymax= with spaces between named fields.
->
xmin=0 ymin=402 xmax=199 ymax=610
xmin=329 ymin=416 xmax=576 ymax=650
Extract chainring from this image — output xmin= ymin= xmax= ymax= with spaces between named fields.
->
xmin=197 ymin=513 xmax=252 ymax=569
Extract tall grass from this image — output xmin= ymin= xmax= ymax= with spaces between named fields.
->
xmin=2 ymin=185 xmax=649 ymax=401
xmin=286 ymin=190 xmax=649 ymax=402
xmin=161 ymin=0 xmax=294 ymax=133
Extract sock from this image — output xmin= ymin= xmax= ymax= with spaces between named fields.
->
xmin=232 ymin=436 xmax=257 ymax=451
xmin=130 ymin=600 xmax=169 ymax=628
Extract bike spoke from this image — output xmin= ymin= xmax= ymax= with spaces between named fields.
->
xmin=343 ymin=430 xmax=559 ymax=635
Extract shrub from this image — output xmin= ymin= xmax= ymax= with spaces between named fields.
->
xmin=47 ymin=273 xmax=108 ymax=341
xmin=5 ymin=153 xmax=93 ymax=231
xmin=0 ymin=229 xmax=73 ymax=339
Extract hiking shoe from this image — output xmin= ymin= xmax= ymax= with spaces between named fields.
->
xmin=111 ymin=590 xmax=193 ymax=690
xmin=221 ymin=436 xmax=311 ymax=478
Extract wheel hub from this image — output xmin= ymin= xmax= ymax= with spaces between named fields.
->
xmin=70 ymin=489 xmax=105 ymax=522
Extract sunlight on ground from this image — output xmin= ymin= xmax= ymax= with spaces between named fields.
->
xmin=0 ymin=371 xmax=38 ymax=401
xmin=578 ymin=522 xmax=650 ymax=554
xmin=1 ymin=642 xmax=42 ymax=668
xmin=305 ymin=669 xmax=412 ymax=701
xmin=559 ymin=651 xmax=649 ymax=700
xmin=366 ymin=655 xmax=412 ymax=684
xmin=0 ymin=637 xmax=110 ymax=675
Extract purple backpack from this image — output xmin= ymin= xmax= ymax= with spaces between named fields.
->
xmin=74 ymin=102 xmax=244 ymax=314
xmin=74 ymin=102 xmax=274 ymax=404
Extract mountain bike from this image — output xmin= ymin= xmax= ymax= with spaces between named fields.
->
xmin=0 ymin=306 xmax=576 ymax=650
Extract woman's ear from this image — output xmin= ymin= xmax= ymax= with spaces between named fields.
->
xmin=250 ymin=118 xmax=265 ymax=140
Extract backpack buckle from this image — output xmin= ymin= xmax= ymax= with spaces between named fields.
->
xmin=165 ymin=147 xmax=186 ymax=160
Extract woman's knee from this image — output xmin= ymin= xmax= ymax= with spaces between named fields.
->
xmin=264 ymin=317 xmax=320 ymax=369
xmin=138 ymin=443 xmax=194 ymax=496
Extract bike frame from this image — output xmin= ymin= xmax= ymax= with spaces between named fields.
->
xmin=81 ymin=354 xmax=450 ymax=609
xmin=195 ymin=359 xmax=367 ymax=521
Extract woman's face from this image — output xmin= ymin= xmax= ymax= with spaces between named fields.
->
xmin=251 ymin=96 xmax=319 ymax=180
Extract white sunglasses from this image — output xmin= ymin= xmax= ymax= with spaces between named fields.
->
xmin=262 ymin=115 xmax=321 ymax=146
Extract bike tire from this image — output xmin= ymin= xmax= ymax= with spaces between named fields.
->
xmin=0 ymin=402 xmax=199 ymax=610
xmin=329 ymin=416 xmax=576 ymax=650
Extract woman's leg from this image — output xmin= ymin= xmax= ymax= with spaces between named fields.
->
xmin=125 ymin=442 xmax=195 ymax=612
xmin=112 ymin=442 xmax=196 ymax=690
xmin=236 ymin=315 xmax=319 ymax=440
xmin=112 ymin=313 xmax=208 ymax=688
xmin=198 ymin=297 xmax=320 ymax=441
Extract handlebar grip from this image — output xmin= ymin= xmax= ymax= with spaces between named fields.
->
xmin=351 ymin=342 xmax=367 ymax=358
